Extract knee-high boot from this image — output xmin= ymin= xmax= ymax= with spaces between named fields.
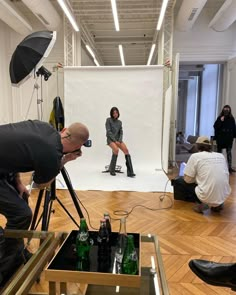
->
xmin=125 ymin=154 xmax=136 ymax=177
xmin=109 ymin=154 xmax=118 ymax=176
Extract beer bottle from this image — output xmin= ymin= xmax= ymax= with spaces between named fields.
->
xmin=76 ymin=218 xmax=91 ymax=271
xmin=121 ymin=234 xmax=138 ymax=275
xmin=104 ymin=212 xmax=112 ymax=237
xmin=97 ymin=219 xmax=111 ymax=272
xmin=115 ymin=217 xmax=127 ymax=274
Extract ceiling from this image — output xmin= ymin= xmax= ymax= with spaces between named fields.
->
xmin=6 ymin=0 xmax=231 ymax=66
xmin=70 ymin=0 xmax=176 ymax=66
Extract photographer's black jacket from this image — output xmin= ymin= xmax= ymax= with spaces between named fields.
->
xmin=0 ymin=120 xmax=63 ymax=184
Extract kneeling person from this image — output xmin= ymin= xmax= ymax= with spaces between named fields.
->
xmin=177 ymin=136 xmax=231 ymax=213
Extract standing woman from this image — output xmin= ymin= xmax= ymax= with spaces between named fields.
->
xmin=105 ymin=107 xmax=135 ymax=177
xmin=214 ymin=105 xmax=236 ymax=173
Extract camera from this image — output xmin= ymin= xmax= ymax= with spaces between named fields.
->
xmin=36 ymin=66 xmax=52 ymax=81
xmin=83 ymin=139 xmax=92 ymax=147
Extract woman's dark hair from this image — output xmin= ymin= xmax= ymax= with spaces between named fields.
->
xmin=220 ymin=105 xmax=232 ymax=117
xmin=110 ymin=107 xmax=120 ymax=118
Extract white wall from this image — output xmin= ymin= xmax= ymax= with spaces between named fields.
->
xmin=0 ymin=20 xmax=14 ymax=124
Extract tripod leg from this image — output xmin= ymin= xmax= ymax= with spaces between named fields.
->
xmin=30 ymin=189 xmax=44 ymax=231
xmin=56 ymin=197 xmax=80 ymax=228
xmin=29 ymin=168 xmax=85 ymax=231
xmin=41 ymin=189 xmax=51 ymax=231
xmin=60 ymin=167 xmax=84 ymax=219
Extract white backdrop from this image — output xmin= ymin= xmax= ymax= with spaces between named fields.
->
xmin=57 ymin=66 xmax=172 ymax=192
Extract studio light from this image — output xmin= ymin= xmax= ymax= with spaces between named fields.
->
xmin=9 ymin=31 xmax=56 ymax=86
xmin=36 ymin=66 xmax=52 ymax=81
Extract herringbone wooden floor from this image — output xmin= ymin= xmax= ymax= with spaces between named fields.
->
xmin=1 ymin=169 xmax=236 ymax=294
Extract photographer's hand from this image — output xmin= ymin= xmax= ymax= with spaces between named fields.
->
xmin=17 ymin=183 xmax=30 ymax=199
xmin=61 ymin=150 xmax=82 ymax=167
xmin=14 ymin=173 xmax=29 ymax=198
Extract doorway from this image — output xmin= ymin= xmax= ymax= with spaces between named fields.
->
xmin=175 ymin=63 xmax=224 ymax=162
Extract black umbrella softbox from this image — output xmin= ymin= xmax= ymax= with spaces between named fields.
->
xmin=9 ymin=31 xmax=56 ymax=86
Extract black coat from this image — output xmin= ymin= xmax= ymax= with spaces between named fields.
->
xmin=213 ymin=115 xmax=236 ymax=148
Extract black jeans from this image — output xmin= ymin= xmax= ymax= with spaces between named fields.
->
xmin=172 ymin=177 xmax=202 ymax=203
xmin=217 ymin=146 xmax=232 ymax=168
xmin=0 ymin=178 xmax=32 ymax=257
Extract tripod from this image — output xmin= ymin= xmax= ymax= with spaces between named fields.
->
xmin=30 ymin=166 xmax=84 ymax=231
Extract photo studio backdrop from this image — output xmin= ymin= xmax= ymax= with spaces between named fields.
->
xmin=55 ymin=65 xmax=173 ymax=192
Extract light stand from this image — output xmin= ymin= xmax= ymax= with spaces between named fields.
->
xmin=36 ymin=66 xmax=52 ymax=121
xmin=24 ymin=66 xmax=52 ymax=121
xmin=37 ymin=76 xmax=43 ymax=121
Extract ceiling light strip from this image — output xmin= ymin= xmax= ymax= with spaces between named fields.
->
xmin=119 ymin=45 xmax=125 ymax=66
xmin=57 ymin=0 xmax=79 ymax=31
xmin=94 ymin=58 xmax=100 ymax=67
xmin=86 ymin=45 xmax=95 ymax=59
xmin=111 ymin=0 xmax=120 ymax=31
xmin=156 ymin=0 xmax=169 ymax=30
xmin=147 ymin=44 xmax=156 ymax=65
xmin=86 ymin=45 xmax=100 ymax=66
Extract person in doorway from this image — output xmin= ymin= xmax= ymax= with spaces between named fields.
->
xmin=105 ymin=107 xmax=135 ymax=177
xmin=0 ymin=119 xmax=89 ymax=285
xmin=172 ymin=136 xmax=231 ymax=213
xmin=214 ymin=105 xmax=236 ymax=173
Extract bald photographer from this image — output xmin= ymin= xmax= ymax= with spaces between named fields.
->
xmin=0 ymin=119 xmax=89 ymax=285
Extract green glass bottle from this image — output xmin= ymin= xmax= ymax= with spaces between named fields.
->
xmin=76 ymin=218 xmax=91 ymax=271
xmin=115 ymin=217 xmax=127 ymax=274
xmin=121 ymin=234 xmax=138 ymax=275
